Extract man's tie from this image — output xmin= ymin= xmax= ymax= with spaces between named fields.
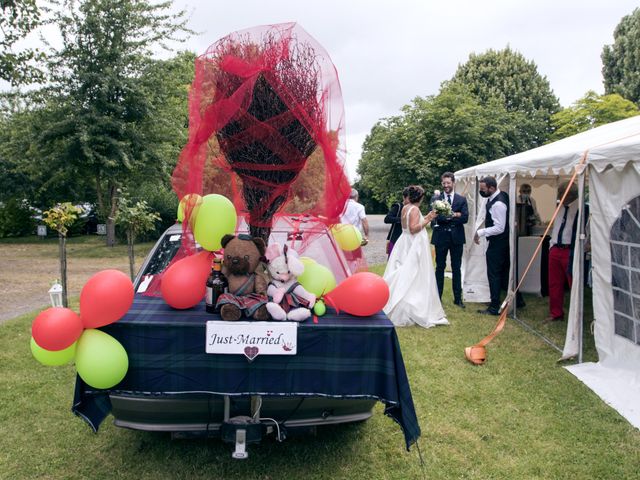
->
xmin=447 ymin=194 xmax=452 ymax=205
xmin=556 ymin=205 xmax=569 ymax=245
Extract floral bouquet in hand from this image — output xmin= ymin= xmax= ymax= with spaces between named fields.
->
xmin=432 ymin=199 xmax=453 ymax=217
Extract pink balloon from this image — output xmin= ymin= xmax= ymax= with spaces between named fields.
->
xmin=324 ymin=272 xmax=389 ymax=317
xmin=161 ymin=251 xmax=213 ymax=309
xmin=80 ymin=269 xmax=134 ymax=328
xmin=32 ymin=307 xmax=83 ymax=351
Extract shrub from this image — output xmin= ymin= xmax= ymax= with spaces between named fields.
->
xmin=0 ymin=198 xmax=36 ymax=238
xmin=116 ymin=183 xmax=178 ymax=242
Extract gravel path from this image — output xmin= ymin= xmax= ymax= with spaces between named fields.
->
xmin=0 ymin=242 xmax=140 ymax=324
xmin=361 ymin=214 xmax=390 ymax=266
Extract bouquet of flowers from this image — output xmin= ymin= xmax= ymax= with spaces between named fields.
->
xmin=432 ymin=199 xmax=453 ymax=217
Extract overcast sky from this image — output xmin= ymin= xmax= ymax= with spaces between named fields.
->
xmin=6 ymin=1 xmax=639 ymax=179
xmin=170 ymin=0 xmax=638 ymax=179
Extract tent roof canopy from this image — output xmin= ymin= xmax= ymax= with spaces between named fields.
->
xmin=456 ymin=115 xmax=640 ymax=179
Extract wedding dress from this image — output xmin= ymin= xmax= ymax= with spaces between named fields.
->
xmin=383 ymin=205 xmax=448 ymax=328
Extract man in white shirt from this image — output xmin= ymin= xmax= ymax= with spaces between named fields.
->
xmin=341 ymin=188 xmax=369 ymax=243
xmin=546 ymin=182 xmax=580 ymax=322
xmin=474 ymin=176 xmax=510 ymax=315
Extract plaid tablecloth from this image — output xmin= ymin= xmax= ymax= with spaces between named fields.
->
xmin=72 ymin=295 xmax=421 ymax=450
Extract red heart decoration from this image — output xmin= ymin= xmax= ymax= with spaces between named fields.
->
xmin=244 ymin=346 xmax=259 ymax=361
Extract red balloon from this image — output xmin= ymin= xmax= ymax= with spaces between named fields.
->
xmin=161 ymin=251 xmax=213 ymax=309
xmin=324 ymin=272 xmax=390 ymax=317
xmin=32 ymin=307 xmax=83 ymax=351
xmin=80 ymin=269 xmax=134 ymax=328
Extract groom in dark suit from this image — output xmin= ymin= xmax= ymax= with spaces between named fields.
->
xmin=431 ymin=172 xmax=469 ymax=308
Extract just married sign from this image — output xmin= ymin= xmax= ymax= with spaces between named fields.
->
xmin=205 ymin=321 xmax=298 ymax=361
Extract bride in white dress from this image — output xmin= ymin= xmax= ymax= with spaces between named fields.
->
xmin=383 ymin=186 xmax=449 ymax=328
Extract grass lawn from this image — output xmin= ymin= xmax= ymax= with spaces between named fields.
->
xmin=1 ymin=264 xmax=639 ymax=479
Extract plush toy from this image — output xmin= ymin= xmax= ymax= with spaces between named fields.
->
xmin=216 ymin=234 xmax=269 ymax=321
xmin=264 ymin=243 xmax=316 ymax=322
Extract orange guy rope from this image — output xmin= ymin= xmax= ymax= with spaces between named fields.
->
xmin=464 ymin=151 xmax=589 ymax=365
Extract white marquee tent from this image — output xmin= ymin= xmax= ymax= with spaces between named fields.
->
xmin=455 ymin=115 xmax=640 ymax=428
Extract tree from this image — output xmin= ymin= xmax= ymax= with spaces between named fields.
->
xmin=0 ymin=98 xmax=96 ymax=208
xmin=135 ymin=181 xmax=179 ymax=240
xmin=357 ymin=84 xmax=516 ymax=204
xmin=351 ymin=180 xmax=387 ymax=214
xmin=0 ymin=198 xmax=34 ymax=237
xmin=602 ymin=8 xmax=640 ymax=105
xmin=0 ymin=0 xmax=44 ymax=85
xmin=549 ymin=90 xmax=640 ymax=141
xmin=42 ymin=202 xmax=83 ymax=307
xmin=41 ymin=0 xmax=191 ymax=246
xmin=0 ymin=49 xmax=193 ymax=216
xmin=449 ymin=47 xmax=560 ymax=151
xmin=116 ymin=193 xmax=160 ymax=279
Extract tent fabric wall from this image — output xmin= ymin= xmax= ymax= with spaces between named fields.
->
xmin=455 ymin=115 xmax=640 ymax=429
xmin=567 ymin=163 xmax=640 ymax=429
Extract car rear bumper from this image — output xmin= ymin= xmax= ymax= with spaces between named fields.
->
xmin=110 ymin=393 xmax=376 ymax=433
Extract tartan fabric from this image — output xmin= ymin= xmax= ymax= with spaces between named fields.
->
xmin=216 ymin=273 xmax=268 ymax=317
xmin=276 ymin=282 xmax=311 ymax=312
xmin=72 ymin=295 xmax=421 ymax=450
xmin=216 ymin=292 xmax=268 ymax=317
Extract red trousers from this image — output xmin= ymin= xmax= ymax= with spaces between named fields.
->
xmin=548 ymin=246 xmax=572 ymax=318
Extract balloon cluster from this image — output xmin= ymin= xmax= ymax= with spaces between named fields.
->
xmin=297 ymin=258 xmax=389 ymax=317
xmin=165 ymin=193 xmax=237 ymax=310
xmin=175 ymin=193 xmax=389 ymax=317
xmin=30 ymin=270 xmax=134 ymax=389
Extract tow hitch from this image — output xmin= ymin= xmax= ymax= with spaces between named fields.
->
xmin=221 ymin=395 xmax=284 ymax=459
xmin=221 ymin=416 xmax=264 ymax=459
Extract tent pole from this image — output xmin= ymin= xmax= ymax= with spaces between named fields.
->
xmin=577 ymin=172 xmax=586 ymax=363
xmin=509 ymin=174 xmax=517 ymax=318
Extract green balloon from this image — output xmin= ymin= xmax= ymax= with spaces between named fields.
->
xmin=75 ymin=329 xmax=128 ymax=389
xmin=298 ymin=263 xmax=337 ymax=297
xmin=30 ymin=337 xmax=76 ymax=366
xmin=193 ymin=194 xmax=237 ymax=251
xmin=299 ymin=256 xmax=317 ymax=268
xmin=313 ymin=300 xmax=326 ymax=316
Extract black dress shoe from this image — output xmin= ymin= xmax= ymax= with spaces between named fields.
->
xmin=454 ymin=299 xmax=465 ymax=308
xmin=477 ymin=308 xmax=499 ymax=316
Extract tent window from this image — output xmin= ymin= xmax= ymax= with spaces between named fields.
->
xmin=610 ymin=195 xmax=640 ymax=346
xmin=612 ymin=265 xmax=629 ymax=290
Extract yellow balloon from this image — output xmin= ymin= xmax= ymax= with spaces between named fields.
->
xmin=299 ymin=256 xmax=317 ymax=268
xmin=193 ymin=194 xmax=237 ymax=251
xmin=298 ymin=263 xmax=337 ymax=297
xmin=331 ymin=224 xmax=362 ymax=252
xmin=177 ymin=194 xmax=202 ymax=223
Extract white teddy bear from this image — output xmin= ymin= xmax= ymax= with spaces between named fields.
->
xmin=264 ymin=243 xmax=316 ymax=322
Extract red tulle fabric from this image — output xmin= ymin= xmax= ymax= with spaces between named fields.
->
xmin=145 ymin=23 xmax=355 ymax=297
xmin=173 ymin=22 xmax=350 ymax=233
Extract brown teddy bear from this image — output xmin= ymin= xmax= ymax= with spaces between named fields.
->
xmin=216 ymin=233 xmax=269 ymax=321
